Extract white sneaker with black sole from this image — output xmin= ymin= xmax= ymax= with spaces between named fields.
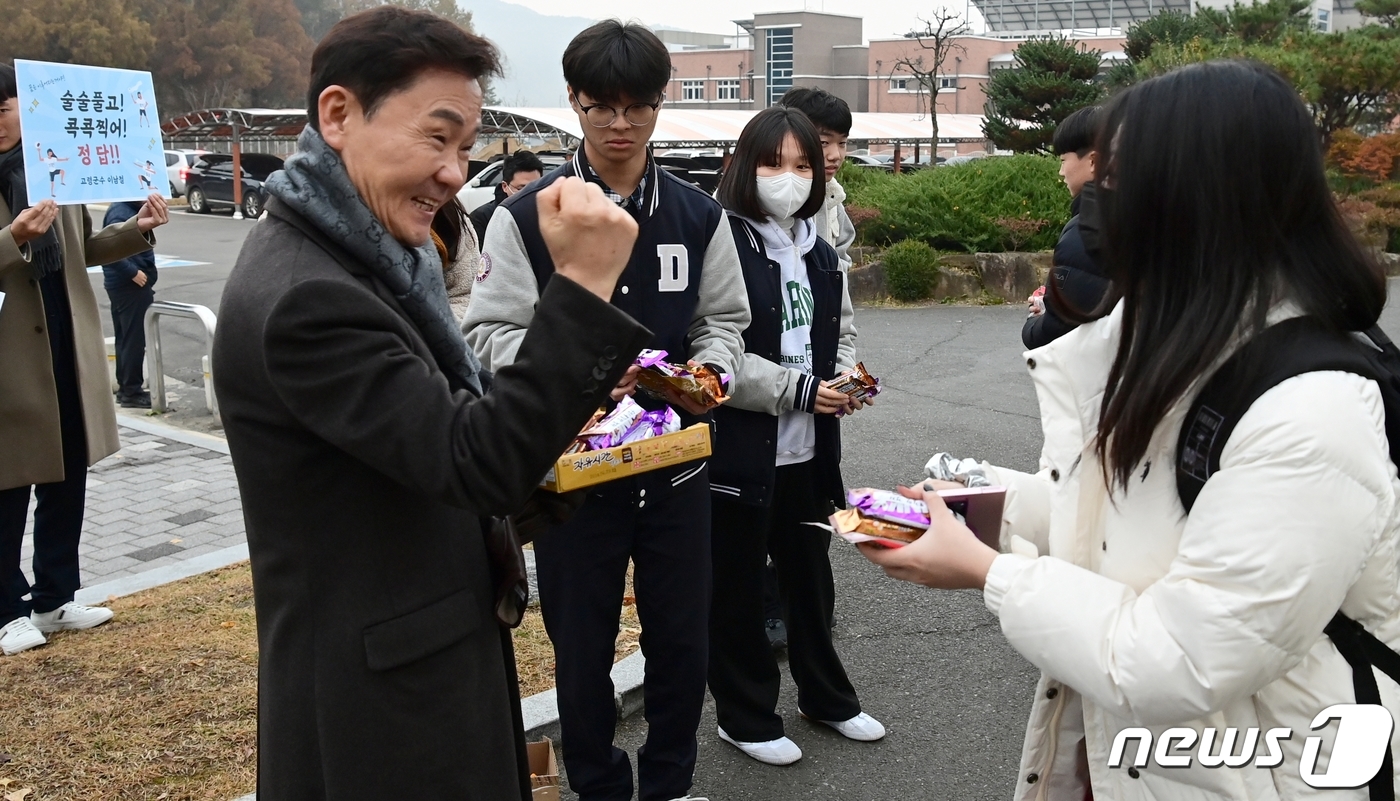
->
xmin=31 ymin=602 xmax=114 ymax=634
xmin=801 ymin=709 xmax=886 ymax=742
xmin=1 ymin=617 xmax=48 ymax=655
xmin=717 ymin=726 xmax=802 ymax=765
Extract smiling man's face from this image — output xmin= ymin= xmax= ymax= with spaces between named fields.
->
xmin=329 ymin=68 xmax=483 ymax=247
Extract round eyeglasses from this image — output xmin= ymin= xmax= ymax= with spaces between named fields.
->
xmin=573 ymin=97 xmax=663 ymax=128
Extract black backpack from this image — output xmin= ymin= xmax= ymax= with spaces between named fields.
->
xmin=1175 ymin=315 xmax=1400 ymax=800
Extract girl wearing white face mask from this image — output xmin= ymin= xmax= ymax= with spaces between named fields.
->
xmin=706 ymin=106 xmax=880 ymax=767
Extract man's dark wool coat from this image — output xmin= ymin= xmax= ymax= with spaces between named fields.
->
xmin=213 ymin=197 xmax=650 ymax=801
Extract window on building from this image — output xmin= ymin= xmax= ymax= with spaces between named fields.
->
xmin=682 ymin=80 xmax=704 ymax=101
xmin=717 ymin=79 xmax=741 ymax=101
xmin=938 ymin=76 xmax=957 ymax=90
xmin=889 ymin=77 xmax=913 ymax=92
xmin=766 ymin=28 xmax=794 ymax=106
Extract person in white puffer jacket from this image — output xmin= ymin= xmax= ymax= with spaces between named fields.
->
xmin=861 ymin=60 xmax=1400 ymax=801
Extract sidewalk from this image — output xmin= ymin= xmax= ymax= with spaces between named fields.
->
xmin=18 ymin=415 xmax=245 ymax=592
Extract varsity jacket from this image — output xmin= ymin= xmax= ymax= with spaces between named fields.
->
xmin=463 ymin=152 xmax=750 ymax=421
xmin=708 ymin=214 xmax=854 ymax=509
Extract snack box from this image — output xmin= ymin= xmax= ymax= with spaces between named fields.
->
xmin=540 ymin=423 xmax=712 ymax=493
xmin=527 ymin=737 xmax=560 ymax=801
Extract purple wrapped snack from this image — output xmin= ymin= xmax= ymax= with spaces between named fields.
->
xmin=583 ymin=396 xmax=645 ymax=450
xmin=620 ymin=406 xmax=680 ymax=444
xmin=635 ymin=349 xmax=670 ymax=369
xmin=847 ymin=488 xmax=931 ymax=528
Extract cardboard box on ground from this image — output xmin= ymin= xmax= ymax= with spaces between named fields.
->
xmin=528 ymin=737 xmax=560 ymax=801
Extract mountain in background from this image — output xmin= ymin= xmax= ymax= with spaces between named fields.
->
xmin=464 ymin=0 xmax=599 ymax=107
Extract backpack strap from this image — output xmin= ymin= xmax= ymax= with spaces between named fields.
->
xmin=1176 ymin=315 xmax=1400 ymax=798
xmin=1175 ymin=316 xmax=1378 ymax=512
xmin=1326 ymin=612 xmax=1400 ymax=801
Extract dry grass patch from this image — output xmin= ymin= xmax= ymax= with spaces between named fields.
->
xmin=0 ymin=562 xmax=638 ymax=800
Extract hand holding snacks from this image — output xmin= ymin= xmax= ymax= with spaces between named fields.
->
xmin=829 ymin=363 xmax=880 ymax=415
xmin=633 ymin=350 xmax=730 ymax=411
xmin=832 ymin=486 xmax=1006 ymax=549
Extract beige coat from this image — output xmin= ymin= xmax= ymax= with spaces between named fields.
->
xmin=0 ymin=200 xmax=153 ymax=489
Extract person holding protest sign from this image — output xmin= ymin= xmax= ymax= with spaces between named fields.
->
xmin=0 ymin=63 xmax=170 ymax=657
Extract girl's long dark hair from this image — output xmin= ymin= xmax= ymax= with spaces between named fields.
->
xmin=1094 ymin=60 xmax=1384 ymax=489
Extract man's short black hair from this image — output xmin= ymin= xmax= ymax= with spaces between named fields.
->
xmin=502 ymin=151 xmax=546 ymax=184
xmin=562 ymin=20 xmax=670 ymax=105
xmin=1052 ymin=105 xmax=1100 ymax=157
xmin=778 ymin=86 xmax=852 ymax=137
xmin=0 ymin=64 xmax=14 ymax=104
xmin=307 ymin=6 xmax=501 ymax=130
xmin=716 ymin=106 xmax=826 ymax=222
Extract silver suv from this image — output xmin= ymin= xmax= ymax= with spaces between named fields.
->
xmin=164 ymin=149 xmax=208 ymax=198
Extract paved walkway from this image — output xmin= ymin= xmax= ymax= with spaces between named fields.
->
xmin=18 ymin=416 xmax=244 ymax=592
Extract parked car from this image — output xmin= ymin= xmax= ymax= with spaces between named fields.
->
xmin=653 ymin=155 xmax=722 ymax=194
xmin=184 ymin=153 xmax=284 ymax=218
xmin=940 ymin=153 xmax=988 ymax=167
xmin=845 ymin=154 xmax=894 ymax=173
xmin=164 ymin=149 xmax=208 ymax=198
xmin=456 ymin=153 xmax=569 ymax=212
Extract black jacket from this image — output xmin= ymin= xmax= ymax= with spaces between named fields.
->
xmin=101 ymin=201 xmax=157 ymax=292
xmin=709 ymin=216 xmax=845 ymax=509
xmin=213 ymin=197 xmax=650 ymax=801
xmin=468 ymin=185 xmax=506 ymax=244
xmin=1021 ymin=194 xmax=1110 ymax=350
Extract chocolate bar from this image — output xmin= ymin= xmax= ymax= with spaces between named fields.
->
xmin=828 ymin=362 xmax=880 ymax=404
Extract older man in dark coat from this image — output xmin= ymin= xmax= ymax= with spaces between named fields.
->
xmin=212 ymin=8 xmax=650 ymax=800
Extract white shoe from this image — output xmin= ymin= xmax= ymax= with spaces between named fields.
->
xmin=717 ymin=725 xmax=802 ymax=765
xmin=31 ymin=602 xmax=114 ymax=634
xmin=802 ymin=710 xmax=886 ymax=742
xmin=1 ymin=617 xmax=48 ymax=655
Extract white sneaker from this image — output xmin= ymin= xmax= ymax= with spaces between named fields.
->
xmin=31 ymin=602 xmax=114 ymax=634
xmin=717 ymin=726 xmax=802 ymax=765
xmin=802 ymin=710 xmax=886 ymax=742
xmin=1 ymin=617 xmax=48 ymax=655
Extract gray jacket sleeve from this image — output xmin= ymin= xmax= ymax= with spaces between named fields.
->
xmin=832 ymin=202 xmax=856 ymax=273
xmin=462 ymin=209 xmax=537 ymax=369
xmin=836 ymin=267 xmax=858 ymax=373
xmin=686 ymin=219 xmax=751 ymax=376
xmin=728 ymin=353 xmax=817 ymax=416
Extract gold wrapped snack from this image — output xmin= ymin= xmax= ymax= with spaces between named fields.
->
xmin=830 ymin=508 xmax=924 ymax=545
xmin=827 ymin=362 xmax=880 ymax=404
xmin=633 ymin=355 xmax=729 ymax=409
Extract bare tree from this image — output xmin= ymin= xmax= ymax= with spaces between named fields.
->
xmin=891 ymin=8 xmax=971 ymax=153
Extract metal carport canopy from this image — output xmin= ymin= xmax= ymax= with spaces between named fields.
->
xmin=161 ymin=108 xmax=308 ymax=142
xmin=480 ymin=107 xmax=989 ymax=146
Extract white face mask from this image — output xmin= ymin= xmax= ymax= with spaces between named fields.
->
xmin=755 ymin=172 xmax=812 ymax=222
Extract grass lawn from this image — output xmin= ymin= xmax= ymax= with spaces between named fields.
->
xmin=0 ymin=563 xmax=639 ymax=801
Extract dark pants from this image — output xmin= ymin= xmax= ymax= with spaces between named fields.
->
xmin=535 ymin=461 xmax=712 ymax=801
xmin=1 ymin=271 xmax=89 ymax=627
xmin=107 ymin=285 xmax=154 ymax=399
xmin=708 ymin=460 xmax=860 ymax=742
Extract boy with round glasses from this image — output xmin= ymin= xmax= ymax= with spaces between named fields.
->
xmin=464 ymin=19 xmax=749 ymax=801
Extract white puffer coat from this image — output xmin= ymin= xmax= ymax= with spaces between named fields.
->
xmin=981 ymin=302 xmax=1400 ymax=800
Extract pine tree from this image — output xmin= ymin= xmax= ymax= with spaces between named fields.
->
xmin=982 ymin=36 xmax=1106 ymax=154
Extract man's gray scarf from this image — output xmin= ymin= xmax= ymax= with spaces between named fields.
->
xmin=265 ymin=126 xmax=484 ymax=396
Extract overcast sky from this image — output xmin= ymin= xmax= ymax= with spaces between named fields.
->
xmin=499 ymin=0 xmax=989 ymax=42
